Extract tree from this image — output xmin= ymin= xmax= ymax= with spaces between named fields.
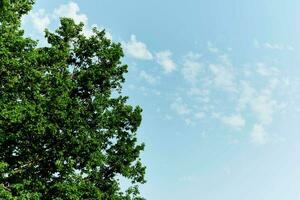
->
xmin=0 ymin=0 xmax=146 ymax=199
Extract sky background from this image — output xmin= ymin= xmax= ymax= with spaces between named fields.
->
xmin=22 ymin=1 xmax=300 ymax=199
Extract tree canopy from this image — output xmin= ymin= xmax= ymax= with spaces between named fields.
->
xmin=0 ymin=0 xmax=146 ymax=199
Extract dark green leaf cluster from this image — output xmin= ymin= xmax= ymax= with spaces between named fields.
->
xmin=0 ymin=1 xmax=146 ymax=199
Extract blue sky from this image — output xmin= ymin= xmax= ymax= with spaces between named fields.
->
xmin=22 ymin=1 xmax=300 ymax=199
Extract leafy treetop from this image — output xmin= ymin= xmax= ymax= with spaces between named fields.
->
xmin=0 ymin=0 xmax=146 ymax=199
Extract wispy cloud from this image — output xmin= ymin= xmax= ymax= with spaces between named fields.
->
xmin=207 ymin=42 xmax=219 ymax=53
xmin=254 ymin=39 xmax=294 ymax=51
xmin=171 ymin=97 xmax=190 ymax=115
xmin=155 ymin=50 xmax=176 ymax=73
xmin=256 ymin=63 xmax=279 ymax=77
xmin=221 ymin=114 xmax=246 ymax=130
xmin=209 ymin=64 xmax=236 ymax=92
xmin=54 ymin=2 xmax=112 ymax=38
xmin=251 ymin=124 xmax=267 ymax=145
xmin=182 ymin=52 xmax=202 ymax=83
xmin=123 ymin=35 xmax=153 ymax=60
xmin=171 ymin=45 xmax=289 ymax=144
xmin=26 ymin=9 xmax=50 ymax=33
xmin=139 ymin=70 xmax=157 ymax=85
xmin=54 ymin=2 xmax=88 ymax=25
xmin=23 ymin=2 xmax=112 ymax=39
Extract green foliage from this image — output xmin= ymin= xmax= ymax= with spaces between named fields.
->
xmin=0 ymin=1 xmax=146 ymax=199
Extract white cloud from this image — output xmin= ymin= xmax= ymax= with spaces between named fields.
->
xmin=188 ymin=87 xmax=210 ymax=97
xmin=221 ymin=114 xmax=245 ymax=129
xmin=237 ymin=82 xmax=256 ymax=111
xmin=251 ymin=124 xmax=267 ymax=145
xmin=207 ymin=42 xmax=219 ymax=53
xmin=218 ymin=54 xmax=231 ymax=66
xmin=174 ymin=45 xmax=288 ymax=144
xmin=237 ymin=81 xmax=280 ymax=125
xmin=256 ymin=63 xmax=279 ymax=77
xmin=176 ymin=45 xmax=288 ymax=143
xmin=195 ymin=112 xmax=205 ymax=119
xmin=123 ymin=35 xmax=153 ymax=60
xmin=155 ymin=50 xmax=176 ymax=73
xmin=240 ymin=75 xmax=282 ymax=125
xmin=184 ymin=118 xmax=195 ymax=126
xmin=171 ymin=97 xmax=190 ymax=115
xmin=139 ymin=70 xmax=157 ymax=85
xmin=54 ymin=2 xmax=88 ymax=25
xmin=23 ymin=2 xmax=111 ymax=39
xmin=250 ymin=94 xmax=278 ymax=125
xmin=54 ymin=2 xmax=111 ymax=39
xmin=28 ymin=9 xmax=51 ymax=33
xmin=84 ymin=24 xmax=112 ymax=39
xmin=209 ymin=64 xmax=236 ymax=92
xmin=182 ymin=52 xmax=202 ymax=83
xmin=254 ymin=39 xmax=294 ymax=51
